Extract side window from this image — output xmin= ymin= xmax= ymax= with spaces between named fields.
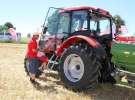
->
xmin=71 ymin=11 xmax=87 ymax=33
xmin=57 ymin=13 xmax=70 ymax=33
xmin=90 ymin=13 xmax=111 ymax=36
xmin=99 ymin=19 xmax=110 ymax=36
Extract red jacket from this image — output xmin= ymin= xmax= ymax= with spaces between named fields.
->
xmin=26 ymin=37 xmax=37 ymax=58
xmin=26 ymin=37 xmax=49 ymax=62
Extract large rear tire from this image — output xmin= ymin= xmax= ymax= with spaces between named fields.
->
xmin=59 ymin=44 xmax=101 ymax=90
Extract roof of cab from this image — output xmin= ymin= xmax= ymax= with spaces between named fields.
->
xmin=60 ymin=6 xmax=112 ymax=16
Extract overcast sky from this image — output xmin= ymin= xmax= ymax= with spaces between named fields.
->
xmin=0 ymin=0 xmax=134 ymax=36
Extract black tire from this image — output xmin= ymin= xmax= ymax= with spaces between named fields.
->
xmin=24 ymin=58 xmax=29 ymax=76
xmin=24 ymin=58 xmax=42 ymax=78
xmin=59 ymin=44 xmax=101 ymax=90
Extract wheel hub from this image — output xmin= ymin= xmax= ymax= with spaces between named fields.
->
xmin=76 ymin=65 xmax=80 ymax=70
xmin=64 ymin=54 xmax=84 ymax=82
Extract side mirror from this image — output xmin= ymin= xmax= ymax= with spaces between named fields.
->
xmin=43 ymin=27 xmax=48 ymax=34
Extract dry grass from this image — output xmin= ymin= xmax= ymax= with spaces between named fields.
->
xmin=0 ymin=43 xmax=135 ymax=100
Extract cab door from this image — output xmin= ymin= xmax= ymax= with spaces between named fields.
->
xmin=56 ymin=12 xmax=70 ymax=48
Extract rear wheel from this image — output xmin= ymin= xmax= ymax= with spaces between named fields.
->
xmin=59 ymin=44 xmax=101 ymax=90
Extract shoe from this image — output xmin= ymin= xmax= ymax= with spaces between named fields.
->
xmin=38 ymin=73 xmax=46 ymax=80
xmin=38 ymin=67 xmax=44 ymax=72
xmin=35 ymin=70 xmax=42 ymax=78
xmin=30 ymin=78 xmax=40 ymax=86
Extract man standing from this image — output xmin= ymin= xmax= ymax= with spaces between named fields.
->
xmin=25 ymin=32 xmax=40 ymax=84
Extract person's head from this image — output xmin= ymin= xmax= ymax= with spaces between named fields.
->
xmin=32 ymin=32 xmax=40 ymax=40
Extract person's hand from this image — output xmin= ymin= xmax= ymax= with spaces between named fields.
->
xmin=32 ymin=49 xmax=37 ymax=52
xmin=37 ymin=48 xmax=44 ymax=52
xmin=37 ymin=51 xmax=45 ymax=57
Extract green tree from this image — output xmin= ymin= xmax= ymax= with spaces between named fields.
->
xmin=0 ymin=22 xmax=14 ymax=32
xmin=0 ymin=25 xmax=8 ymax=32
xmin=113 ymin=15 xmax=125 ymax=34
xmin=4 ymin=22 xmax=14 ymax=29
xmin=0 ymin=25 xmax=2 ymax=32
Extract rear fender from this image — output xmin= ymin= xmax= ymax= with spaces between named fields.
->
xmin=56 ymin=35 xmax=106 ymax=58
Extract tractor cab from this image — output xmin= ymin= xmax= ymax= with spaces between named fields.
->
xmin=41 ymin=7 xmax=114 ymax=52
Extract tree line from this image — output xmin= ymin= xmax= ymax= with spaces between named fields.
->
xmin=0 ymin=22 xmax=14 ymax=32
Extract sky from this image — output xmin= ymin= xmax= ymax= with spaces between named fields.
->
xmin=0 ymin=0 xmax=135 ymax=36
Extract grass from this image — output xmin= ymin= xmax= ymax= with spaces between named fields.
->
xmin=0 ymin=40 xmax=12 ymax=43
xmin=0 ymin=37 xmax=28 ymax=44
xmin=0 ymin=43 xmax=91 ymax=100
xmin=20 ymin=37 xmax=28 ymax=44
xmin=0 ymin=43 xmax=135 ymax=100
xmin=111 ymin=43 xmax=135 ymax=73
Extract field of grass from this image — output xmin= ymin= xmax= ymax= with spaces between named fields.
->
xmin=0 ymin=43 xmax=135 ymax=100
xmin=0 ymin=37 xmax=28 ymax=44
xmin=111 ymin=42 xmax=135 ymax=72
xmin=20 ymin=37 xmax=28 ymax=44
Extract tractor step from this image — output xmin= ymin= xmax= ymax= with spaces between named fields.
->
xmin=46 ymin=54 xmax=59 ymax=70
xmin=48 ymin=60 xmax=58 ymax=65
xmin=47 ymin=60 xmax=58 ymax=70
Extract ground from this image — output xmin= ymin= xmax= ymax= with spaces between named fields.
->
xmin=0 ymin=43 xmax=135 ymax=100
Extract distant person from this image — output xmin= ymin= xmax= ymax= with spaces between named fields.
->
xmin=27 ymin=33 xmax=31 ymax=38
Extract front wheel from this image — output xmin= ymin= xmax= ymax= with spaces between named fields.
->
xmin=59 ymin=45 xmax=101 ymax=90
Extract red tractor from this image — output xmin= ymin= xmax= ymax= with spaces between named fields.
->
xmin=26 ymin=6 xmax=117 ymax=90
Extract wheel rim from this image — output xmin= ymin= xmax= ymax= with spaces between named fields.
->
xmin=64 ymin=54 xmax=84 ymax=82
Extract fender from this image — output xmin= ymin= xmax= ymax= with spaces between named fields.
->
xmin=56 ymin=35 xmax=106 ymax=58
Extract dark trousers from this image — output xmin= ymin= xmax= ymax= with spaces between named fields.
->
xmin=27 ymin=58 xmax=39 ymax=74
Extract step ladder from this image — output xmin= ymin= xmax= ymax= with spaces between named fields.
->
xmin=46 ymin=54 xmax=59 ymax=70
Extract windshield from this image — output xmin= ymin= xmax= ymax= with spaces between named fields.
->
xmin=45 ymin=8 xmax=60 ymax=35
xmin=44 ymin=7 xmax=70 ymax=35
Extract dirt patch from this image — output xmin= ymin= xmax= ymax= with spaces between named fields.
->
xmin=0 ymin=43 xmax=135 ymax=100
